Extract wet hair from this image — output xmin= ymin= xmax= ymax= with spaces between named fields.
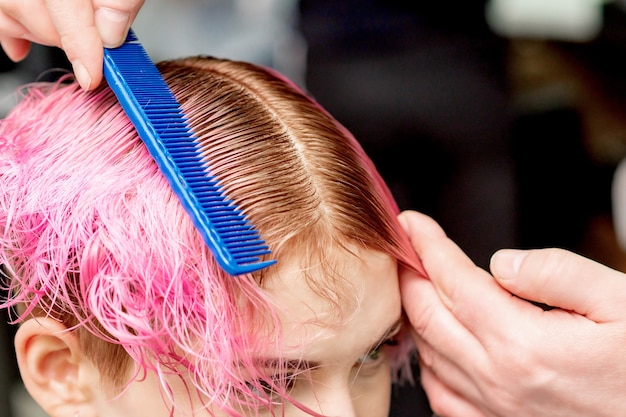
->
xmin=0 ymin=56 xmax=422 ymax=415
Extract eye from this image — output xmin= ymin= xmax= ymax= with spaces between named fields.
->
xmin=355 ymin=339 xmax=398 ymax=367
xmin=246 ymin=379 xmax=274 ymax=397
xmin=245 ymin=373 xmax=297 ymax=401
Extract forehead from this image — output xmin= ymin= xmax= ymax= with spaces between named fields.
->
xmin=261 ymin=248 xmax=401 ymax=360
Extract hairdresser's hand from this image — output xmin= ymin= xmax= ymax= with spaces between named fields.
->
xmin=0 ymin=0 xmax=144 ymax=90
xmin=398 ymin=210 xmax=626 ymax=417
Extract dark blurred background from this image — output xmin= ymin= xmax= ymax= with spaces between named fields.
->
xmin=3 ymin=1 xmax=626 ymax=416
xmin=301 ymin=0 xmax=514 ymax=271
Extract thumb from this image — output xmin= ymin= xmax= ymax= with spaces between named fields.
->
xmin=490 ymin=248 xmax=626 ymax=322
xmin=46 ymin=0 xmax=101 ymax=90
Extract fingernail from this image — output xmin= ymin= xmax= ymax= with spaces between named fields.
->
xmin=95 ymin=7 xmax=130 ymax=48
xmin=71 ymin=60 xmax=92 ymax=90
xmin=491 ymin=249 xmax=527 ymax=280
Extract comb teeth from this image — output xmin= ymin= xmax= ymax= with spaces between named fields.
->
xmin=103 ymin=29 xmax=276 ymax=275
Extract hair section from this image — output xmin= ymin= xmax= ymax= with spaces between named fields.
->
xmin=0 ymin=57 xmax=422 ymax=415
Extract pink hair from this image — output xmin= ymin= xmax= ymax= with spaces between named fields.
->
xmin=0 ymin=57 xmax=423 ymax=415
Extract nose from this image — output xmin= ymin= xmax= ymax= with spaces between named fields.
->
xmin=302 ymin=380 xmax=357 ymax=417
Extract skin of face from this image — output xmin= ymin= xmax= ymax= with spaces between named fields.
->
xmin=79 ymin=248 xmax=402 ymax=417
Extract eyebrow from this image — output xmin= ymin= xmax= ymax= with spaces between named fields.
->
xmin=251 ymin=317 xmax=404 ymax=373
xmin=372 ymin=317 xmax=403 ymax=349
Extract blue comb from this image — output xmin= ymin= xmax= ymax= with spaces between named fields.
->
xmin=102 ymin=29 xmax=276 ymax=275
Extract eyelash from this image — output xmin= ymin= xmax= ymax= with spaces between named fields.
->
xmin=355 ymin=338 xmax=399 ymax=367
xmin=244 ymin=373 xmax=297 ymax=404
xmin=242 ymin=338 xmax=400 ymax=403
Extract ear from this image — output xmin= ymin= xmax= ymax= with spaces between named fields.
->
xmin=14 ymin=317 xmax=100 ymax=417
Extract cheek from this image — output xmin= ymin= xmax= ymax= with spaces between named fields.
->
xmin=352 ymin=361 xmax=393 ymax=417
xmin=99 ymin=372 xmax=228 ymax=417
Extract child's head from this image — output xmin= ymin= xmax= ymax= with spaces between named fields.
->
xmin=0 ymin=57 xmax=421 ymax=417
